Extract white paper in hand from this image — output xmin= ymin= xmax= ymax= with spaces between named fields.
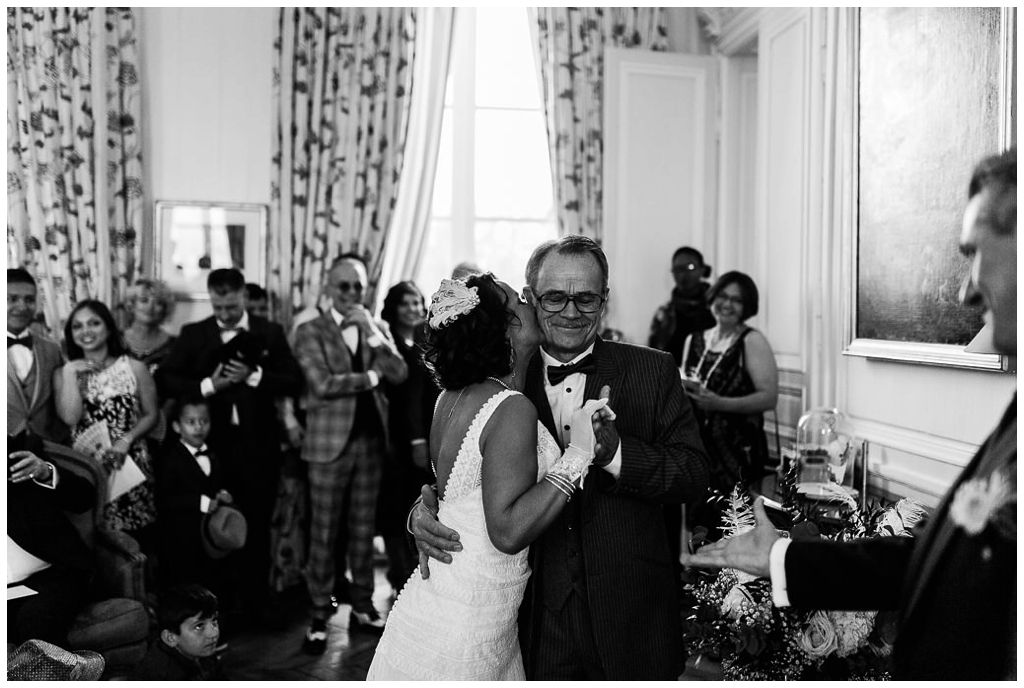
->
xmin=108 ymin=455 xmax=147 ymax=502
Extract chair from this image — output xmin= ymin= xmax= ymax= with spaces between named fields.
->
xmin=42 ymin=441 xmax=151 ymax=679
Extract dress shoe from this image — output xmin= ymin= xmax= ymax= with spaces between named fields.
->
xmin=302 ymin=619 xmax=329 ymax=655
xmin=349 ymin=608 xmax=385 ymax=635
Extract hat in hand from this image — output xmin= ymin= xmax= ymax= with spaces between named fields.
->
xmin=201 ymin=504 xmax=248 ymax=559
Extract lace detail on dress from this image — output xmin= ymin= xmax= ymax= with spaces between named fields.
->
xmin=442 ymin=389 xmax=517 ymax=503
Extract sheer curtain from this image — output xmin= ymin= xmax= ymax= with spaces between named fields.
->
xmin=7 ymin=7 xmax=144 ymax=328
xmin=269 ymin=7 xmax=416 ymax=323
xmin=375 ymin=8 xmax=455 ymax=310
xmin=531 ymin=7 xmax=668 ymax=242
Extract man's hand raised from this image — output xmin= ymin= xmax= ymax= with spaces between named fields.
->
xmin=679 ymin=496 xmax=780 ymax=579
xmin=410 ymin=484 xmax=462 ymax=579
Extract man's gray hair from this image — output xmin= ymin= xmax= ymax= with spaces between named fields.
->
xmin=524 ymin=235 xmax=609 ymax=291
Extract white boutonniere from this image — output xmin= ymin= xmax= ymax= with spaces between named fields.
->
xmin=948 ymin=467 xmax=1016 ymax=538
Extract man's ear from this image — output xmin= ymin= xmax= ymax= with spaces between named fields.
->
xmin=160 ymin=628 xmax=179 ymax=647
xmin=171 ymin=420 xmax=181 ymax=436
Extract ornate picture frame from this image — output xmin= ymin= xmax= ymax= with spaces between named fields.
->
xmin=153 ymin=201 xmax=268 ymax=300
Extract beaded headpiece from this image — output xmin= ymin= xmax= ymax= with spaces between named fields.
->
xmin=428 ymin=278 xmax=480 ymax=329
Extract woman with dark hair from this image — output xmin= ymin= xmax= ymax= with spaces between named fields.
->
xmin=367 ymin=274 xmax=607 ymax=681
xmin=54 ymin=300 xmax=159 ymax=542
xmin=681 ymin=270 xmax=779 ymax=501
xmin=377 ymin=280 xmax=440 ymax=595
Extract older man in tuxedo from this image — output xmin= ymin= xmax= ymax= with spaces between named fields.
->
xmin=293 ymin=253 xmax=407 ymax=654
xmin=158 ymin=268 xmax=302 ymax=622
xmin=7 ymin=269 xmax=69 ymax=443
xmin=682 ymin=149 xmax=1017 ymax=680
xmin=413 ymin=235 xmax=710 ymax=679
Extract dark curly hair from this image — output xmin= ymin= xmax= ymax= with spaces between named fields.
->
xmin=64 ymin=299 xmax=127 ymax=360
xmin=381 ymin=280 xmax=426 ymax=329
xmin=422 ymin=273 xmax=516 ymax=390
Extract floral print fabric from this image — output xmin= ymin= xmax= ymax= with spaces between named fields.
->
xmin=533 ymin=8 xmax=668 ymax=242
xmin=73 ymin=355 xmax=156 ymax=533
xmin=7 ymin=8 xmax=144 ymax=328
xmin=270 ymin=8 xmax=416 ymax=323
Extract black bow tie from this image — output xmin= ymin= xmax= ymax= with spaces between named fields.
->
xmin=194 ymin=449 xmax=209 ymax=459
xmin=8 ymin=336 xmax=33 ymax=350
xmin=547 ymin=354 xmax=596 ymax=385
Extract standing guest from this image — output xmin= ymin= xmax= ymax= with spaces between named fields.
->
xmin=156 ymin=396 xmax=234 ymax=598
xmin=682 ymin=148 xmax=1016 ymax=680
xmin=292 ymin=253 xmax=407 ymax=654
xmin=412 ymin=235 xmax=710 ymax=679
xmin=123 ymin=278 xmax=178 ymax=450
xmin=681 ymin=270 xmax=778 ymax=531
xmin=7 ymin=431 xmax=94 ymax=648
xmin=245 ymin=283 xmax=271 ymax=320
xmin=648 ymin=246 xmax=716 ymax=367
xmin=377 ymin=280 xmax=440 ymax=595
xmin=157 ymin=268 xmax=303 ymax=625
xmin=132 ymin=584 xmax=227 ymax=681
xmin=7 ymin=268 xmax=69 ymax=443
xmin=54 ymin=300 xmax=160 ymax=546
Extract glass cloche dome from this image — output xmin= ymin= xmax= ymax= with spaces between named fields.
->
xmin=796 ymin=407 xmax=856 ymax=489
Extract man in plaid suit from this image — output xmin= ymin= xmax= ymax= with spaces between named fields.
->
xmin=293 ymin=253 xmax=407 ymax=654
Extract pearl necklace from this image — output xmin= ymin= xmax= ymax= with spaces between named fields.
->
xmin=486 ymin=376 xmax=512 ymax=390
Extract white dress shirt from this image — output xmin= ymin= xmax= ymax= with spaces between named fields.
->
xmin=181 ymin=440 xmax=214 ymax=513
xmin=540 ymin=344 xmax=622 ymax=478
xmin=7 ymin=329 xmax=34 ymax=381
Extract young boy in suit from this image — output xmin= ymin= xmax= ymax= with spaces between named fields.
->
xmin=156 ymin=396 xmax=234 ymax=596
xmin=132 ymin=584 xmax=226 ymax=680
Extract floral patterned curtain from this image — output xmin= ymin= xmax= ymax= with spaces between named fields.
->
xmin=533 ymin=7 xmax=668 ymax=242
xmin=270 ymin=7 xmax=416 ymax=323
xmin=7 ymin=7 xmax=144 ymax=330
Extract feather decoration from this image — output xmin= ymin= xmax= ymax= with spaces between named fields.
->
xmin=720 ymin=485 xmax=755 ymax=539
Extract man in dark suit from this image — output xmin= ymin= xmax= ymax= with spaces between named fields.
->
xmin=293 ymin=254 xmax=407 ymax=653
xmin=158 ymin=268 xmax=303 ymax=621
xmin=681 ymin=148 xmax=1017 ymax=680
xmin=8 ymin=431 xmax=95 ymax=647
xmin=413 ymin=235 xmax=710 ymax=679
xmin=7 ymin=268 xmax=69 ymax=443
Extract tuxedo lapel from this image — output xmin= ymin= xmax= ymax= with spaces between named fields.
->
xmin=320 ymin=313 xmax=352 ymax=369
xmin=584 ymin=338 xmax=622 ymax=406
xmin=27 ymin=339 xmax=46 ymax=414
xmin=900 ymin=396 xmax=1017 ymax=627
xmin=8 ymin=356 xmax=29 ymax=411
xmin=525 ymin=353 xmax=558 ymax=448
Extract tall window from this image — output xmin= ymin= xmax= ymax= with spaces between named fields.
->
xmin=416 ymin=7 xmax=557 ymax=294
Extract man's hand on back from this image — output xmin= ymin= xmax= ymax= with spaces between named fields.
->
xmin=411 ymin=484 xmax=463 ymax=579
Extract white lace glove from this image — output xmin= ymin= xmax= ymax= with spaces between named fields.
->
xmin=545 ymin=398 xmax=609 ymax=499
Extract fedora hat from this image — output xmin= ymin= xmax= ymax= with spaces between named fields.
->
xmin=201 ymin=504 xmax=247 ymax=559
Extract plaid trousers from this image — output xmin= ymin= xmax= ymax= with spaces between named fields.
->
xmin=306 ymin=434 xmax=384 ymax=616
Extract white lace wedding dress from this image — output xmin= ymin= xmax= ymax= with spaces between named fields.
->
xmin=366 ymin=389 xmax=561 ymax=681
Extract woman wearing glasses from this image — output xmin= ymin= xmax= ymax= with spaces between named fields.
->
xmin=681 ymin=271 xmax=779 ymax=514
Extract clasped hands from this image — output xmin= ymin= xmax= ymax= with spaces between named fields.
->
xmin=8 ymin=450 xmax=53 ymax=484
xmin=208 ymin=489 xmax=234 ymax=513
xmin=100 ymin=437 xmax=132 ymax=470
xmin=210 ymin=358 xmax=254 ymax=391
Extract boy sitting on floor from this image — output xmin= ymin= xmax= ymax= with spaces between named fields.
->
xmin=133 ymin=584 xmax=226 ymax=680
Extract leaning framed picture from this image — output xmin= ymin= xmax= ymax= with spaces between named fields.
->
xmin=154 ymin=201 xmax=268 ymax=300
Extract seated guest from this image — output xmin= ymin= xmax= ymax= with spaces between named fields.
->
xmin=157 ymin=268 xmax=303 ymax=622
xmin=156 ymin=396 xmax=234 ymax=597
xmin=54 ymin=300 xmax=160 ymax=549
xmin=244 ymin=283 xmax=270 ymax=320
xmin=132 ymin=584 xmax=226 ymax=681
xmin=7 ymin=431 xmax=94 ymax=648
xmin=8 ymin=268 xmax=70 ymax=443
xmin=377 ymin=280 xmax=440 ymax=594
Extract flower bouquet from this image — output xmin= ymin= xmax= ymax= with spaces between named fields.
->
xmin=683 ymin=480 xmax=927 ymax=680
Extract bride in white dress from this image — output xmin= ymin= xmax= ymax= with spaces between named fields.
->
xmin=367 ymin=274 xmax=605 ymax=681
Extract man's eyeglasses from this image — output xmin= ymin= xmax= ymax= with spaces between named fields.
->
xmin=335 ymin=281 xmax=365 ymax=293
xmin=535 ymin=291 xmax=606 ymax=314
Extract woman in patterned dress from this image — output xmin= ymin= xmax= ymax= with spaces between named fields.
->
xmin=54 ymin=300 xmax=160 ymax=548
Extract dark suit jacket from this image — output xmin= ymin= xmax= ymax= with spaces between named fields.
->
xmin=519 ymin=337 xmax=710 ymax=679
xmin=132 ymin=638 xmax=225 ymax=681
xmin=785 ymin=396 xmax=1016 ymax=679
xmin=155 ymin=441 xmax=230 ymax=585
xmin=157 ymin=315 xmax=302 ymax=460
xmin=7 ymin=440 xmax=95 ymax=577
xmin=7 ymin=335 xmax=70 ymax=443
